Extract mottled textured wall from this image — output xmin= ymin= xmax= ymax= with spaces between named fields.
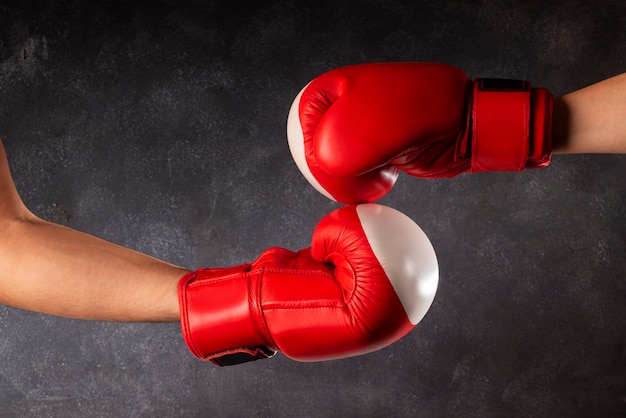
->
xmin=0 ymin=1 xmax=625 ymax=417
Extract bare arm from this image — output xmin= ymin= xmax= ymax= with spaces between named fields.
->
xmin=0 ymin=140 xmax=187 ymax=322
xmin=552 ymin=72 xmax=626 ymax=154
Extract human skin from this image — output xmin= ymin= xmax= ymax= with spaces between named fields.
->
xmin=552 ymin=72 xmax=626 ymax=155
xmin=0 ymin=140 xmax=187 ymax=322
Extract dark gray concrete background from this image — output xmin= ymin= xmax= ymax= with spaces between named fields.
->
xmin=1 ymin=0 xmax=625 ymax=416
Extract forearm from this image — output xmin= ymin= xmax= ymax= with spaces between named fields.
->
xmin=552 ymin=72 xmax=626 ymax=154
xmin=0 ymin=140 xmax=187 ymax=322
xmin=0 ymin=216 xmax=187 ymax=322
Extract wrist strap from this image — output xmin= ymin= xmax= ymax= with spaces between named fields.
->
xmin=470 ymin=78 xmax=531 ymax=172
xmin=178 ymin=268 xmax=277 ymax=367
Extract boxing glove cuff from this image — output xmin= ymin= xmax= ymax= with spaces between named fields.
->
xmin=469 ymin=78 xmax=553 ymax=172
xmin=178 ymin=267 xmax=277 ymax=367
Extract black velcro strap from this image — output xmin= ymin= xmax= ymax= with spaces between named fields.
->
xmin=478 ymin=78 xmax=529 ymax=92
xmin=209 ymin=346 xmax=277 ymax=367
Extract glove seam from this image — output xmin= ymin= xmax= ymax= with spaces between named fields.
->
xmin=252 ymin=269 xmax=279 ymax=352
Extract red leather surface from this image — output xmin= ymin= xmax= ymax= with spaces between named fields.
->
xmin=528 ymin=87 xmax=553 ymax=168
xmin=178 ymin=205 xmax=413 ymax=363
xmin=470 ymin=80 xmax=531 ymax=172
xmin=297 ymin=63 xmax=468 ymax=203
xmin=178 ymin=265 xmax=270 ymax=360
xmin=294 ymin=62 xmax=553 ymax=203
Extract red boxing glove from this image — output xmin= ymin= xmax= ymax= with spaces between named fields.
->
xmin=287 ymin=62 xmax=554 ymax=204
xmin=178 ymin=204 xmax=438 ymax=366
